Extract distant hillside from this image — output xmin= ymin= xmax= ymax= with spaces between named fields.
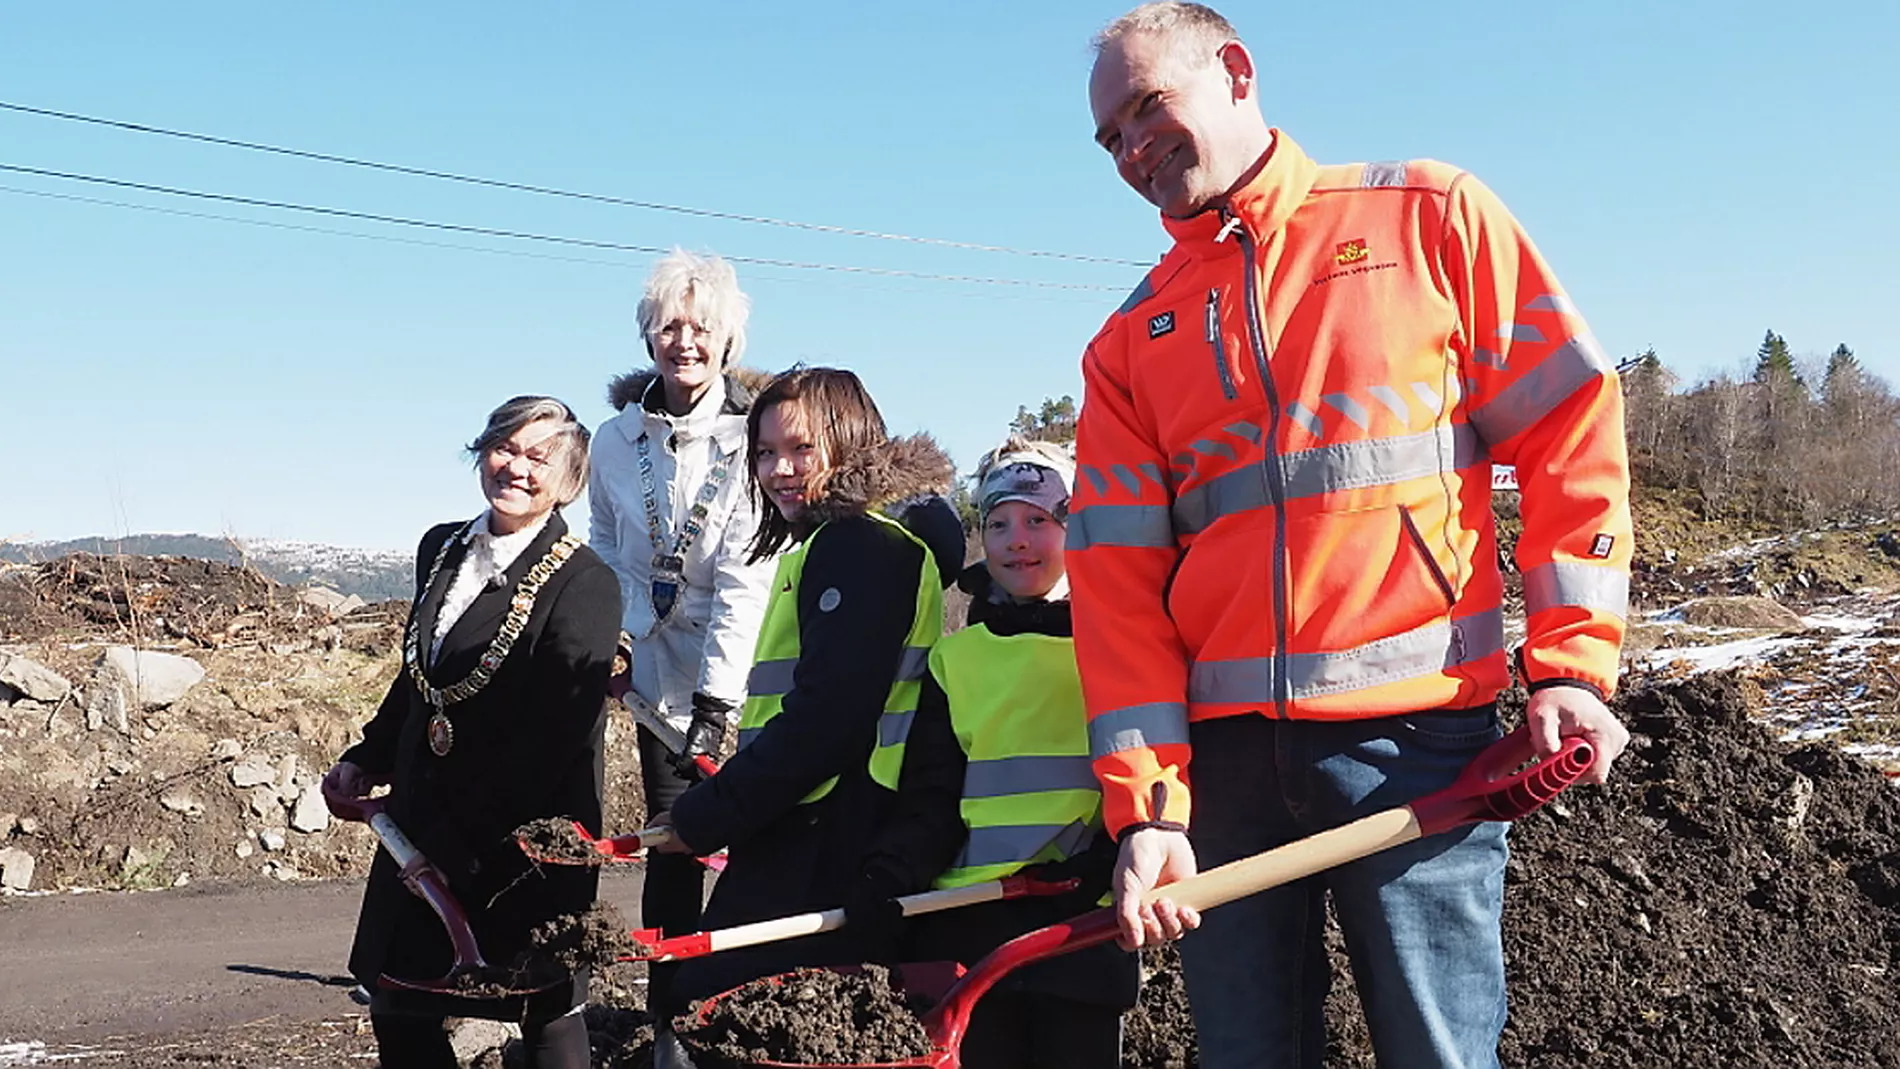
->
xmin=0 ymin=534 xmax=413 ymax=601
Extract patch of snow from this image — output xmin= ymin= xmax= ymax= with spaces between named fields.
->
xmin=1638 ymin=634 xmax=1802 ymax=674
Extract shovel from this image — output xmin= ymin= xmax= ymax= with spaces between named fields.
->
xmin=612 ymin=665 xmax=722 ymax=780
xmin=326 ymin=791 xmax=555 ymax=997
xmin=677 ymin=727 xmax=1595 ymax=1069
xmin=617 ymin=871 xmax=1082 ymax=964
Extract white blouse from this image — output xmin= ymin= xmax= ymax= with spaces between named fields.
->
xmin=430 ymin=510 xmax=553 ymax=665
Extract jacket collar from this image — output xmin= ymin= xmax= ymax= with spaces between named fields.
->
xmin=419 ymin=511 xmax=571 ymax=678
xmin=1161 ymin=129 xmax=1318 ymax=257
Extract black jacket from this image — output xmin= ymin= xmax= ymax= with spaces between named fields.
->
xmin=865 ymin=563 xmax=1141 ymax=1010
xmin=342 ymin=513 xmax=621 ymax=1012
xmin=667 ymin=435 xmax=958 ymax=1009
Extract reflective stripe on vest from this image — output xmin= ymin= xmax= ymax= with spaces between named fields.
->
xmin=929 ymin=624 xmax=1104 ymax=890
xmin=737 ymin=512 xmax=941 ymax=801
xmin=1188 ymin=608 xmax=1504 ymax=706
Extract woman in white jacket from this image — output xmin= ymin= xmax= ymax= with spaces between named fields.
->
xmin=587 ymin=250 xmax=774 ymax=1047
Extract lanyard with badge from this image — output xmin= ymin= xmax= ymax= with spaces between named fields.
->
xmin=637 ymin=432 xmax=734 ymax=623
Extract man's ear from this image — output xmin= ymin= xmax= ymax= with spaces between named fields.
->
xmin=1219 ymin=40 xmax=1256 ymax=101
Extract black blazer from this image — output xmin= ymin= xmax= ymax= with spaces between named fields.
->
xmin=342 ymin=512 xmax=621 ymax=1011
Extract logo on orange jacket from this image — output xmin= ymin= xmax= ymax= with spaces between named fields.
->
xmin=1334 ymin=238 xmax=1370 ymax=265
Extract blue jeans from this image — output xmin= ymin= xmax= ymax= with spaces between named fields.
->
xmin=1176 ymin=709 xmax=1508 ymax=1069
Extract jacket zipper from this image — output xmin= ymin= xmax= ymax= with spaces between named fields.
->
xmin=1205 ymin=288 xmax=1238 ymax=401
xmin=1398 ymin=506 xmax=1458 ymax=609
xmin=1224 ymin=208 xmax=1293 ymax=717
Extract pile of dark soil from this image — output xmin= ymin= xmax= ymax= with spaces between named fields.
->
xmin=675 ymin=965 xmax=936 ymax=1068
xmin=1114 ymin=675 xmax=1900 ymax=1068
xmin=1491 ymin=674 xmax=1900 ymax=1068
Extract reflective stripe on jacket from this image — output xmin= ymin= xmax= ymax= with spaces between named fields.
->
xmin=927 ymin=624 xmax=1103 ymax=890
xmin=739 ymin=512 xmax=942 ymax=801
xmin=1069 ymin=131 xmax=1632 ymax=835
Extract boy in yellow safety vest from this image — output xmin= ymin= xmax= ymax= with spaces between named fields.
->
xmin=849 ymin=435 xmax=1138 ymax=1069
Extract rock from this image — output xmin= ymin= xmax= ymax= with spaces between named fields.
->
xmin=172 ymin=872 xmax=190 ymax=888
xmin=96 ymin=647 xmax=205 ymax=709
xmin=449 ymin=1019 xmax=517 ymax=1063
xmin=298 ymin=587 xmax=366 ymax=619
xmin=84 ymin=679 xmax=131 ymax=734
xmin=275 ymin=754 xmax=300 ymax=803
xmin=230 ymin=757 xmax=276 ymax=788
xmin=211 ymin=738 xmax=243 ymax=762
xmin=249 ymin=786 xmax=283 ymax=819
xmin=122 ymin=843 xmax=157 ymax=874
xmin=0 ymin=812 xmax=16 ymax=836
xmin=235 ymin=838 xmax=255 ymax=860
xmin=259 ymin=828 xmax=288 ymax=852
xmin=289 ymin=785 xmax=330 ymax=833
xmin=0 ymin=847 xmax=35 ymax=891
xmin=17 ymin=816 xmax=38 ymax=836
xmin=0 ymin=653 xmax=70 ymax=704
xmin=159 ymin=788 xmax=203 ymax=817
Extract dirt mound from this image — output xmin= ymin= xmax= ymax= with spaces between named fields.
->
xmin=676 ymin=964 xmax=935 ymax=1067
xmin=0 ymin=553 xmax=650 ymax=895
xmin=1673 ymin=595 xmax=1806 ymax=629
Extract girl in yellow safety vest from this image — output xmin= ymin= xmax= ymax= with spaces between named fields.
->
xmin=655 ymin=367 xmax=963 ymax=1020
xmin=853 ymin=435 xmax=1139 ymax=1069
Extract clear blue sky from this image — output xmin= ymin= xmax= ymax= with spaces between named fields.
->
xmin=4 ymin=1 xmax=1895 ymax=550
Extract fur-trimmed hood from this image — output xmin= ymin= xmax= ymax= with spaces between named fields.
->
xmin=605 ymin=366 xmax=775 ymax=414
xmin=803 ymin=433 xmax=956 ymax=526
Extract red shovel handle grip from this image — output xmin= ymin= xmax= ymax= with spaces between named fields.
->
xmin=1410 ymin=729 xmax=1594 ymax=838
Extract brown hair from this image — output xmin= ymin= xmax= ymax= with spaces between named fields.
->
xmin=746 ymin=367 xmax=889 ymax=562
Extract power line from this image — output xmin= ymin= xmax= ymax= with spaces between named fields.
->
xmin=0 ymin=100 xmax=1151 ymax=268
xmin=0 ymin=163 xmax=1124 ymax=291
xmin=0 ymin=183 xmax=1113 ymax=304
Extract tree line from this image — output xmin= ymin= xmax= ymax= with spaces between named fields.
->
xmin=1623 ymin=331 xmax=1896 ymax=526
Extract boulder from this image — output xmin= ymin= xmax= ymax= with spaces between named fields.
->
xmin=449 ymin=1020 xmax=517 ymax=1063
xmin=96 ymin=647 xmax=205 ymax=709
xmin=259 ymin=828 xmax=288 ymax=852
xmin=289 ymin=785 xmax=330 ymax=833
xmin=248 ymin=786 xmax=283 ymax=819
xmin=0 ymin=847 xmax=34 ymax=891
xmin=0 ymin=653 xmax=70 ymax=705
xmin=274 ymin=754 xmax=300 ymax=803
xmin=156 ymin=786 xmax=201 ymax=820
xmin=298 ymin=587 xmax=366 ymax=619
xmin=230 ymin=757 xmax=276 ymax=789
xmin=84 ymin=680 xmax=130 ymax=734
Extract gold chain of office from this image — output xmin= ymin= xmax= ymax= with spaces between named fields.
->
xmin=404 ymin=522 xmax=584 ymax=711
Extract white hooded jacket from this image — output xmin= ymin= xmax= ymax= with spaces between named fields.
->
xmin=588 ymin=371 xmax=775 ymax=730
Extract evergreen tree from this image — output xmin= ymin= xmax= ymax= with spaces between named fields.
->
xmin=1008 ymin=394 xmax=1078 ymax=443
xmin=1753 ymin=329 xmax=1799 ymax=385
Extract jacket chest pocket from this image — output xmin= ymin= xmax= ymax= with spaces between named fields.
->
xmin=1205 ymin=287 xmax=1239 ymax=401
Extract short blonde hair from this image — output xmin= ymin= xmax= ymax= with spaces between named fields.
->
xmin=636 ymin=249 xmax=751 ymax=366
xmin=1093 ymin=2 xmax=1238 ymax=65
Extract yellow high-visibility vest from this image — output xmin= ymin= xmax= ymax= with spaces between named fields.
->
xmin=929 ymin=622 xmax=1103 ymax=889
xmin=738 ymin=512 xmax=941 ymax=802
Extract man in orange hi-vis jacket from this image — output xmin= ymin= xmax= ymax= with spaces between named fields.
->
xmin=1072 ymin=5 xmax=1632 ymax=1068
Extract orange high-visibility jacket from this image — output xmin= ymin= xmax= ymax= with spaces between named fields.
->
xmin=1069 ymin=132 xmax=1631 ymax=836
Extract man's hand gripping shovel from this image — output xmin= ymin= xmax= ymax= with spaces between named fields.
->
xmin=674 ymin=727 xmax=1596 ymax=1068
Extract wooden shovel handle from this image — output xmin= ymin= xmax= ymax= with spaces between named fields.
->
xmin=1143 ymin=807 xmax=1422 ymax=914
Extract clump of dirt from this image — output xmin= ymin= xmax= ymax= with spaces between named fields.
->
xmin=676 ymin=964 xmax=936 ymax=1068
xmin=516 ymin=817 xmax=610 ymax=866
xmin=1122 ymin=945 xmax=1195 ymax=1069
xmin=521 ymin=903 xmax=645 ymax=978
